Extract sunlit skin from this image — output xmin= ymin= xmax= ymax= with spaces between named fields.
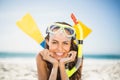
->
xmin=36 ymin=29 xmax=77 ymax=80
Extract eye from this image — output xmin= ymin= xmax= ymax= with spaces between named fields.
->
xmin=52 ymin=41 xmax=57 ymax=44
xmin=63 ymin=42 xmax=69 ymax=45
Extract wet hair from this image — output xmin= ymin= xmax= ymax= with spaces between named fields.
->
xmin=45 ymin=22 xmax=83 ymax=80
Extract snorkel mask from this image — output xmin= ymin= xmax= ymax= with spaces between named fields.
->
xmin=16 ymin=13 xmax=92 ymax=78
xmin=46 ymin=23 xmax=76 ymax=39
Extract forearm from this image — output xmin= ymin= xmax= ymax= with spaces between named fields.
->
xmin=49 ymin=64 xmax=58 ymax=80
xmin=59 ymin=63 xmax=69 ymax=80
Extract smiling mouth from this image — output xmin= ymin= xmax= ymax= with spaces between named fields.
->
xmin=56 ymin=52 xmax=64 ymax=56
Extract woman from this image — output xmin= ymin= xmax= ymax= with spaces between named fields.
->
xmin=36 ymin=22 xmax=83 ymax=80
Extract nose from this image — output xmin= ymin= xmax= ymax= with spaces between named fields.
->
xmin=57 ymin=44 xmax=63 ymax=52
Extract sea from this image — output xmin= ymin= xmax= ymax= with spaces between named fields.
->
xmin=0 ymin=52 xmax=120 ymax=60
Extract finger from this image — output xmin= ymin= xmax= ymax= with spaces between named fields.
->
xmin=44 ymin=49 xmax=49 ymax=56
xmin=67 ymin=52 xmax=73 ymax=57
xmin=49 ymin=52 xmax=53 ymax=57
xmin=41 ymin=49 xmax=49 ymax=60
xmin=69 ymin=52 xmax=77 ymax=61
xmin=40 ymin=51 xmax=43 ymax=56
xmin=68 ymin=51 xmax=75 ymax=57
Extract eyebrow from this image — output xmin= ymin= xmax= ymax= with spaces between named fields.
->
xmin=52 ymin=39 xmax=70 ymax=42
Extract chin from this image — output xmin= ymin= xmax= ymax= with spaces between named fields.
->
xmin=55 ymin=57 xmax=61 ymax=60
xmin=55 ymin=56 xmax=63 ymax=60
xmin=53 ymin=54 xmax=66 ymax=60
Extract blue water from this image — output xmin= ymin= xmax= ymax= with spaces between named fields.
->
xmin=0 ymin=52 xmax=35 ymax=58
xmin=0 ymin=52 xmax=120 ymax=59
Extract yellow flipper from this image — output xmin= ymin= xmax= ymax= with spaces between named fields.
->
xmin=73 ymin=20 xmax=92 ymax=40
xmin=16 ymin=13 xmax=44 ymax=44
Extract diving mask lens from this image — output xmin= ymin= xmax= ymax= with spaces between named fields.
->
xmin=47 ymin=24 xmax=75 ymax=37
xmin=49 ymin=25 xmax=60 ymax=33
xmin=64 ymin=27 xmax=75 ymax=36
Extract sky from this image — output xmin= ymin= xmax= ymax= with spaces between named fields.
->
xmin=0 ymin=0 xmax=120 ymax=54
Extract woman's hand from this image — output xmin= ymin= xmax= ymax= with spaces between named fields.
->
xmin=40 ymin=49 xmax=59 ymax=80
xmin=59 ymin=51 xmax=76 ymax=80
xmin=40 ymin=49 xmax=58 ymax=66
xmin=59 ymin=51 xmax=77 ymax=64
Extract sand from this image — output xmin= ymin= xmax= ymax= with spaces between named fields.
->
xmin=0 ymin=58 xmax=120 ymax=80
xmin=82 ymin=59 xmax=120 ymax=80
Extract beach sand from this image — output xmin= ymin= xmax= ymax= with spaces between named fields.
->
xmin=82 ymin=59 xmax=120 ymax=80
xmin=0 ymin=58 xmax=120 ymax=80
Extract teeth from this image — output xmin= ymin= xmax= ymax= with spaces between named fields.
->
xmin=56 ymin=53 xmax=63 ymax=56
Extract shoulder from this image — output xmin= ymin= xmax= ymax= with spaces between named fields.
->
xmin=36 ymin=52 xmax=41 ymax=60
xmin=36 ymin=51 xmax=49 ymax=79
xmin=36 ymin=49 xmax=48 ymax=61
xmin=36 ymin=51 xmax=46 ymax=65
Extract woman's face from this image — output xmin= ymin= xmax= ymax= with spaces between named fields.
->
xmin=47 ymin=31 xmax=71 ymax=60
